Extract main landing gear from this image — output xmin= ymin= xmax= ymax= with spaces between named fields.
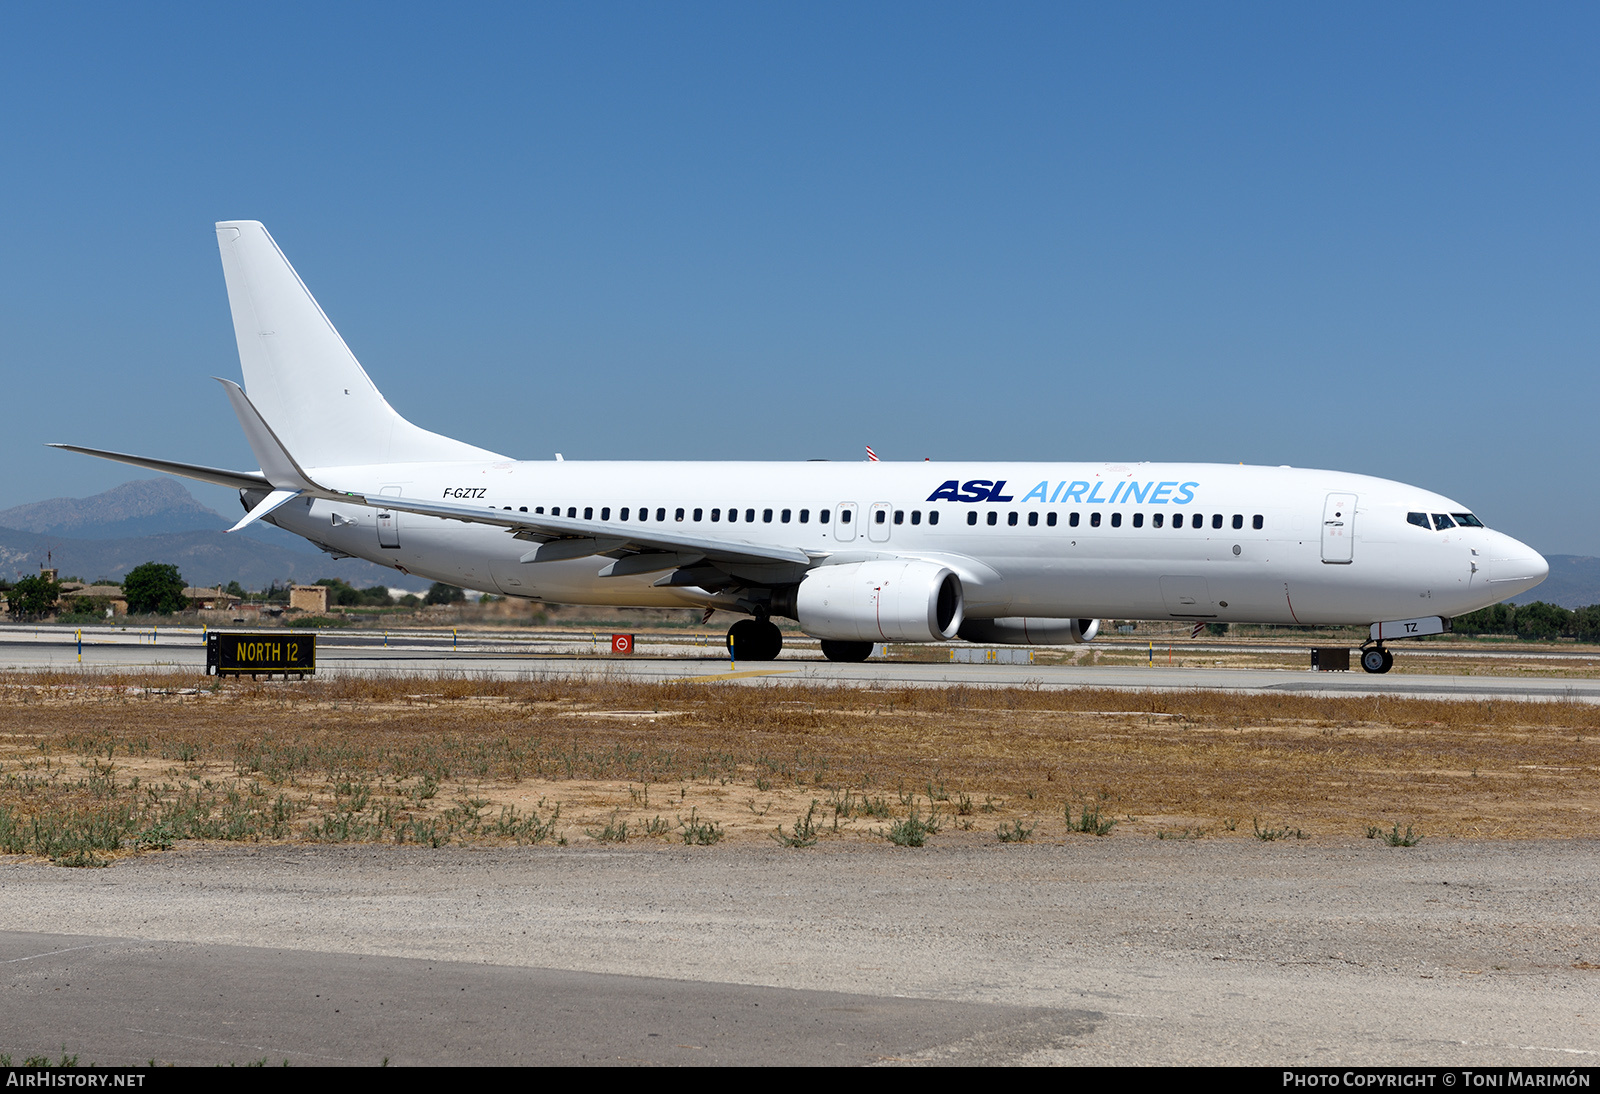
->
xmin=819 ymin=639 xmax=874 ymax=663
xmin=1360 ymin=645 xmax=1394 ymax=674
xmin=727 ymin=618 xmax=784 ymax=662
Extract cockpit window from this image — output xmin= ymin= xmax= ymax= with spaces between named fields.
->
xmin=1407 ymin=512 xmax=1430 ymax=529
xmin=1431 ymin=513 xmax=1456 ymax=531
xmin=1452 ymin=512 xmax=1484 ymax=528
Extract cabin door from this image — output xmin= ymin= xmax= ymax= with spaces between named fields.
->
xmin=1321 ymin=493 xmax=1356 ymax=564
xmin=377 ymin=486 xmax=401 ymax=549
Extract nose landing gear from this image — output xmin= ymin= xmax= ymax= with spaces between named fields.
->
xmin=1360 ymin=645 xmax=1394 ymax=674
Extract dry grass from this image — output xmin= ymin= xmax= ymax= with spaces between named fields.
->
xmin=1 ymin=669 xmax=1596 ymax=864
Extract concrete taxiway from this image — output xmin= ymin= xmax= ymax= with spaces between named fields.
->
xmin=2 ymin=840 xmax=1596 ymax=1066
xmin=3 ymin=624 xmax=1598 ymax=702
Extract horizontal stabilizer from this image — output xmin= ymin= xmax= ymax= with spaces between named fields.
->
xmin=47 ymin=444 xmax=270 ymax=492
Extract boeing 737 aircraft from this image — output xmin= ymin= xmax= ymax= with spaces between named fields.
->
xmin=54 ymin=222 xmax=1549 ymax=672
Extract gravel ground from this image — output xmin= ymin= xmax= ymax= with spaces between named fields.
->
xmin=2 ymin=836 xmax=1597 ymax=1065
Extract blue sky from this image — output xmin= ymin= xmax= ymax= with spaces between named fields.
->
xmin=3 ymin=3 xmax=1597 ymax=551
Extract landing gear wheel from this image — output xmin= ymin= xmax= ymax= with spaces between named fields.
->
xmin=820 ymin=639 xmax=874 ymax=663
xmin=727 ymin=619 xmax=783 ymax=661
xmin=1361 ymin=647 xmax=1394 ymax=674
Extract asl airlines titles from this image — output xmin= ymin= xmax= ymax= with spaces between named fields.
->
xmin=926 ymin=479 xmax=1201 ymax=505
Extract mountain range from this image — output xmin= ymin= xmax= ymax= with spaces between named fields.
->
xmin=0 ymin=480 xmax=429 ymax=592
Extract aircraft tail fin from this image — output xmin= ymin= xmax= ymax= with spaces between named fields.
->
xmin=214 ymin=221 xmax=505 ymax=468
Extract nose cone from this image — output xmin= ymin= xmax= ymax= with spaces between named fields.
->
xmin=1484 ymin=534 xmax=1549 ymax=599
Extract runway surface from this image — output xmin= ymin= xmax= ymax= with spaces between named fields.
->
xmin=2 ymin=840 xmax=1596 ymax=1066
xmin=3 ymin=624 xmax=1598 ymax=702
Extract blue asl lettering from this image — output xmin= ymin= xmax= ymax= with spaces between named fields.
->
xmin=926 ymin=480 xmax=962 ymax=502
xmin=959 ymin=480 xmax=994 ymax=502
xmin=1175 ymin=481 xmax=1198 ymax=504
xmin=987 ymin=480 xmax=1013 ymax=502
xmin=1020 ymin=481 xmax=1050 ymax=503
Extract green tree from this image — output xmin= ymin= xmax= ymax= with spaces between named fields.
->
xmin=7 ymin=574 xmax=61 ymax=620
xmin=425 ymin=582 xmax=465 ymax=606
xmin=123 ymin=562 xmax=187 ymax=615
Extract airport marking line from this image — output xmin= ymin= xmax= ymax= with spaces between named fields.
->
xmin=679 ymin=669 xmax=797 ymax=683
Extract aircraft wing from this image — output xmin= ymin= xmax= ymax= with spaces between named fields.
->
xmin=48 ymin=444 xmax=272 ymax=492
xmin=339 ymin=491 xmax=821 ymax=569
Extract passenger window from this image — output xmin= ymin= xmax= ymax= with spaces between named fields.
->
xmin=875 ymin=510 xmax=886 ymax=524
xmin=1132 ymin=513 xmax=1143 ymax=528
xmin=1212 ymin=514 xmax=1223 ymax=530
xmin=1110 ymin=512 xmax=1122 ymax=528
xmin=927 ymin=511 xmax=938 ymax=525
xmin=519 ymin=506 xmax=528 ymax=513
xmin=1027 ymin=512 xmax=1038 ymax=527
xmin=675 ymin=508 xmax=684 ymax=521
xmin=838 ymin=509 xmax=849 ymax=524
xmin=536 ymin=506 xmax=545 ymax=515
xmin=967 ymin=511 xmax=978 ymax=526
xmin=601 ymin=507 xmax=610 ymax=520
xmin=583 ymin=507 xmax=593 ymax=520
xmin=763 ymin=508 xmax=772 ymax=523
xmin=710 ymin=508 xmax=720 ymax=521
xmin=1046 ymin=512 xmax=1057 ymax=527
xmin=746 ymin=509 xmax=756 ymax=522
xmin=1152 ymin=513 xmax=1163 ymax=528
xmin=1090 ymin=512 xmax=1101 ymax=527
xmin=1173 ymin=513 xmax=1184 ymax=528
xmin=1232 ymin=514 xmax=1242 ymax=529
xmin=819 ymin=509 xmax=830 ymax=523
xmin=894 ymin=510 xmax=904 ymax=525
xmin=799 ymin=509 xmax=810 ymax=523
xmin=567 ymin=507 xmax=577 ymax=518
xmin=910 ymin=511 xmax=921 ymax=525
xmin=1069 ymin=512 xmax=1080 ymax=527
xmin=1432 ymin=513 xmax=1456 ymax=530
xmin=1007 ymin=512 xmax=1018 ymax=526
xmin=693 ymin=508 xmax=703 ymax=521
xmin=781 ymin=509 xmax=791 ymax=523
xmin=728 ymin=508 xmax=737 ymax=523
xmin=1253 ymin=515 xmax=1264 ymax=530
xmin=656 ymin=508 xmax=666 ymax=522
xmin=987 ymin=511 xmax=998 ymax=526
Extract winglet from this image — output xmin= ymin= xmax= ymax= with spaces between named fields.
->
xmin=215 ymin=377 xmax=322 ymax=493
xmin=226 ymin=488 xmax=302 ymax=533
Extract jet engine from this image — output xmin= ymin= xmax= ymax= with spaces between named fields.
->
xmin=795 ymin=560 xmax=964 ymax=642
xmin=958 ymin=617 xmax=1100 ymax=645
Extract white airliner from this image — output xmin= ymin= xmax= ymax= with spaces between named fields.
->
xmin=54 ymin=222 xmax=1548 ymax=673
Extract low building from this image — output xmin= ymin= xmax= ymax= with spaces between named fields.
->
xmin=184 ymin=586 xmax=243 ymax=611
xmin=289 ymin=584 xmax=329 ymax=614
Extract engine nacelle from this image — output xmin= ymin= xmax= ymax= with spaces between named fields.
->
xmin=958 ymin=617 xmax=1100 ymax=645
xmin=796 ymin=560 xmax=964 ymax=642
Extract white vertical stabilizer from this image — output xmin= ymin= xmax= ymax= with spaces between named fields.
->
xmin=214 ymin=221 xmax=505 ymax=468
